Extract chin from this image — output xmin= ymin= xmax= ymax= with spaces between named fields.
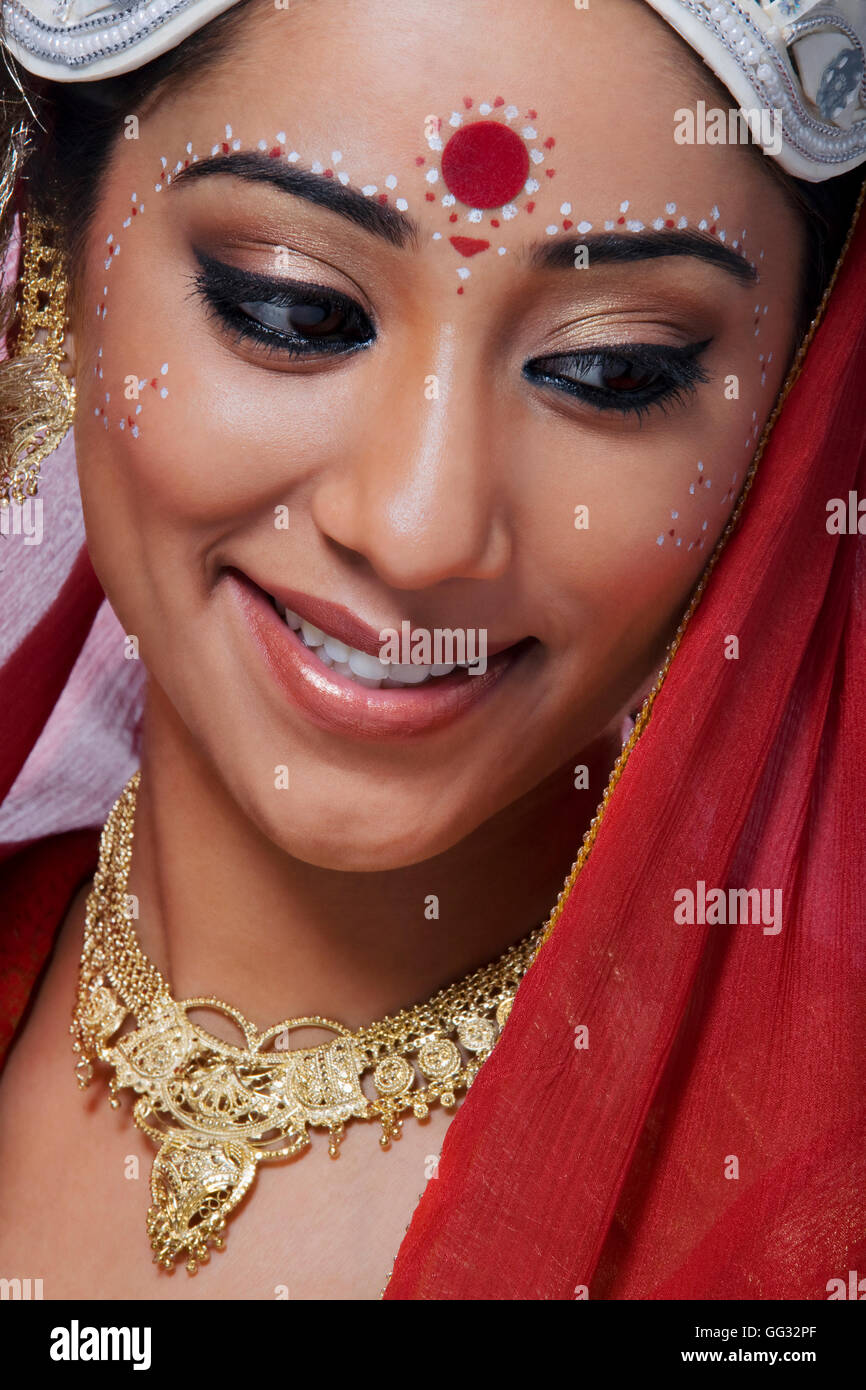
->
xmin=251 ymin=793 xmax=484 ymax=873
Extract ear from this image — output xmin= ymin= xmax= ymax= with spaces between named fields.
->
xmin=59 ymin=324 xmax=76 ymax=381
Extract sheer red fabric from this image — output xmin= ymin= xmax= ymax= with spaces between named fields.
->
xmin=1 ymin=193 xmax=864 ymax=1302
xmin=383 ymin=198 xmax=866 ymax=1299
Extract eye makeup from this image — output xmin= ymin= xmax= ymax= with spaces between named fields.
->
xmin=93 ymin=113 xmax=769 ymax=442
xmin=524 ymin=339 xmax=712 ymax=422
xmin=188 ymin=248 xmax=376 ymax=361
xmin=189 ymin=242 xmax=716 ymax=421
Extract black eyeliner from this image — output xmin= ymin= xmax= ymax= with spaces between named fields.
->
xmin=187 ymin=246 xmax=376 ymax=356
xmin=187 ymin=245 xmax=713 ymax=422
xmin=524 ymin=338 xmax=713 ymax=421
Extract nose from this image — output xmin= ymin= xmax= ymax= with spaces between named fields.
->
xmin=310 ymin=325 xmax=512 ymax=590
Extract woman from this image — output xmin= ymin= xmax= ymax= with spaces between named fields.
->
xmin=0 ymin=0 xmax=864 ymax=1300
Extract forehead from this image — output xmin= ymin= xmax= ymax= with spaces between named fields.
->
xmin=96 ymin=0 xmax=798 ymax=307
xmin=150 ymin=0 xmax=769 ymax=209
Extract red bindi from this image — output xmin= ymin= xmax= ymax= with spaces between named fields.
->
xmin=440 ymin=121 xmax=529 ymax=209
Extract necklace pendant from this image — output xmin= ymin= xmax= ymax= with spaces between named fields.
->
xmin=75 ymin=773 xmax=544 ymax=1276
xmin=147 ymin=1134 xmax=261 ymax=1273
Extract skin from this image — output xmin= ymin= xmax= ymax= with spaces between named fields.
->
xmin=0 ymin=0 xmax=805 ymax=1298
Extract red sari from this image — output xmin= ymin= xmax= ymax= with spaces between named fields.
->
xmin=2 ymin=191 xmax=865 ymax=1302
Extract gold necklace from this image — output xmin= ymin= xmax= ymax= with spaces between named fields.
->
xmin=71 ymin=771 xmax=543 ymax=1274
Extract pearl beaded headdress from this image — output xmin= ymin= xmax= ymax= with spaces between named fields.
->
xmin=643 ymin=0 xmax=866 ymax=178
xmin=0 ymin=0 xmax=864 ymax=181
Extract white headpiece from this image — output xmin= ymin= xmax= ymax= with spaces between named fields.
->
xmin=642 ymin=1 xmax=866 ymax=178
xmin=1 ymin=0 xmax=865 ymax=181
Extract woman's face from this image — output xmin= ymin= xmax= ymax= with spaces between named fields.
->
xmin=68 ymin=0 xmax=804 ymax=870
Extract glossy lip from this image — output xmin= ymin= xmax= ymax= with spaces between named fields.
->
xmin=224 ymin=569 xmax=532 ymax=740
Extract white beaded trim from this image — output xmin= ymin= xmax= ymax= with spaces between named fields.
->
xmin=2 ymin=0 xmax=201 ymax=68
xmin=647 ymin=0 xmax=866 ymax=175
xmin=2 ymin=0 xmax=865 ymax=179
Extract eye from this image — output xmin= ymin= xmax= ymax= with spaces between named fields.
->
xmin=567 ymin=354 xmax=659 ymax=392
xmin=524 ymin=340 xmax=712 ymax=420
xmin=189 ymin=247 xmax=375 ymax=360
xmin=237 ymin=297 xmax=349 ymax=339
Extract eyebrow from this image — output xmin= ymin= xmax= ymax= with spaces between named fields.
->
xmin=529 ymin=228 xmax=757 ymax=285
xmin=171 ymin=150 xmax=757 ymax=285
xmin=171 ymin=150 xmax=422 ymax=249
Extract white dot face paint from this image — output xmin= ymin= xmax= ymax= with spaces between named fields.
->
xmin=649 ymin=275 xmax=781 ymax=555
xmin=92 ymin=197 xmax=171 ymax=439
xmin=94 ymin=105 xmax=775 ymax=573
xmin=111 ymin=100 xmax=758 ymax=302
xmin=657 ymin=460 xmax=720 ymax=552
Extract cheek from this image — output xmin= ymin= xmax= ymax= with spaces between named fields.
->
xmin=586 ymin=305 xmax=787 ymax=574
xmin=77 ymin=278 xmax=351 ymax=532
xmin=524 ymin=319 xmax=789 ymax=665
xmin=650 ymin=295 xmax=787 ymax=560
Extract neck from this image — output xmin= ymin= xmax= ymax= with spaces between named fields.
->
xmin=126 ymin=681 xmax=622 ymax=1031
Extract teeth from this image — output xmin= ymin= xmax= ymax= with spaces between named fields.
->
xmin=283 ymin=607 xmax=463 ymax=689
xmin=300 ymin=619 xmax=326 ymax=646
xmin=323 ymin=635 xmax=351 ymax=662
xmin=348 ymin=649 xmax=391 ymax=681
xmin=389 ymin=663 xmax=429 ymax=685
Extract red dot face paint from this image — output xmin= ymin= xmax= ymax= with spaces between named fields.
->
xmin=145 ymin=113 xmax=534 ymax=306
xmin=135 ymin=114 xmax=759 ymax=308
xmin=415 ymin=101 xmax=559 ymax=292
xmin=449 ymin=235 xmax=491 ymax=258
xmin=440 ymin=120 xmax=530 ymax=209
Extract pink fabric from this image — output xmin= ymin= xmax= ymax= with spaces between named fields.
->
xmin=0 ymin=429 xmax=144 ymax=855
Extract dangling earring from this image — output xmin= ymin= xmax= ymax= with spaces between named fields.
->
xmin=0 ymin=207 xmax=76 ymax=507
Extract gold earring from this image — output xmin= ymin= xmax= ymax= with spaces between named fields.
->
xmin=0 ymin=208 xmax=76 ymax=507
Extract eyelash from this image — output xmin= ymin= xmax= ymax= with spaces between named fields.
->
xmin=189 ymin=249 xmax=376 ymax=359
xmin=523 ymin=341 xmax=712 ymax=422
xmin=190 ymin=250 xmax=712 ymax=418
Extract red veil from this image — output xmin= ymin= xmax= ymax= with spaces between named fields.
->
xmin=1 ymin=187 xmax=865 ymax=1301
xmin=384 ymin=191 xmax=866 ymax=1299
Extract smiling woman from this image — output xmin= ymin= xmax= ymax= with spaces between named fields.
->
xmin=0 ymin=0 xmax=864 ymax=1307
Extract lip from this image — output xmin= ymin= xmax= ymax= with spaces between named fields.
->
xmin=224 ymin=569 xmax=531 ymax=740
xmin=262 ymin=580 xmax=518 ymax=660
